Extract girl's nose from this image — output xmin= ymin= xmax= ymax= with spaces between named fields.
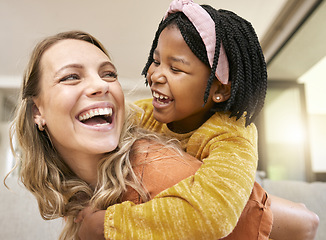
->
xmin=148 ymin=65 xmax=167 ymax=86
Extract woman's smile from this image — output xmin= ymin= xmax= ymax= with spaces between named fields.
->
xmin=77 ymin=102 xmax=115 ymax=129
xmin=34 ymin=39 xmax=125 ymax=162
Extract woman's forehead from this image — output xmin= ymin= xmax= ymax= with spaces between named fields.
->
xmin=40 ymin=39 xmax=113 ymax=71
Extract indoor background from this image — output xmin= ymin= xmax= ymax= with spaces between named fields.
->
xmin=0 ymin=0 xmax=325 ymax=239
xmin=1 ymin=0 xmax=325 ymax=182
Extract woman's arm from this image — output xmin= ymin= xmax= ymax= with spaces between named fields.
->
xmin=77 ymin=208 xmax=106 ymax=240
xmin=269 ymin=195 xmax=319 ymax=240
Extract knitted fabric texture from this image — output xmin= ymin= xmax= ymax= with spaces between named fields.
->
xmin=104 ymin=98 xmax=258 ymax=239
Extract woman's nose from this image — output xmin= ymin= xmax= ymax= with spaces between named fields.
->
xmin=86 ymin=75 xmax=110 ymax=97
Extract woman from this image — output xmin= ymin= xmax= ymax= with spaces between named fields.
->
xmin=9 ymin=30 xmax=193 ymax=238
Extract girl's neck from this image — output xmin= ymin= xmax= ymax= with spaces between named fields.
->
xmin=167 ymin=111 xmax=214 ymax=134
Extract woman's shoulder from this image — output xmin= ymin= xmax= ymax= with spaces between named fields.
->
xmin=130 ymin=138 xmax=202 ymax=198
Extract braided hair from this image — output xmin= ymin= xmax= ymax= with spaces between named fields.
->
xmin=142 ymin=6 xmax=267 ymax=126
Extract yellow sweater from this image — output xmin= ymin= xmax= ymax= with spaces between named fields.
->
xmin=104 ymin=99 xmax=258 ymax=240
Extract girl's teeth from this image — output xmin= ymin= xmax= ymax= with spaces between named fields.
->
xmin=153 ymin=91 xmax=169 ymax=100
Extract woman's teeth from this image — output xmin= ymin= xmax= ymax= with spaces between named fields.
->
xmin=78 ymin=108 xmax=112 ymax=122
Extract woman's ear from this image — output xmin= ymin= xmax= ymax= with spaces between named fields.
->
xmin=212 ymin=82 xmax=231 ymax=103
xmin=32 ymin=102 xmax=46 ymax=131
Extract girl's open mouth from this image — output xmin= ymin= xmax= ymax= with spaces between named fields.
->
xmin=152 ymin=91 xmax=173 ymax=104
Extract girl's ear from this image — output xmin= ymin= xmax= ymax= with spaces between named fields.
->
xmin=212 ymin=82 xmax=231 ymax=103
xmin=32 ymin=101 xmax=46 ymax=131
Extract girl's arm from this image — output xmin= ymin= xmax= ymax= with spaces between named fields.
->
xmin=100 ymin=99 xmax=258 ymax=240
xmin=77 ymin=142 xmax=202 ymax=240
xmin=104 ymin=133 xmax=258 ymax=239
xmin=77 ymin=139 xmax=318 ymax=240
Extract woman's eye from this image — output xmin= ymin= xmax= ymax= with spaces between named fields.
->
xmin=60 ymin=74 xmax=79 ymax=82
xmin=102 ymin=71 xmax=118 ymax=81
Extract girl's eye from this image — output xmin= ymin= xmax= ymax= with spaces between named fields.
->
xmin=60 ymin=74 xmax=80 ymax=82
xmin=153 ymin=60 xmax=160 ymax=66
xmin=171 ymin=67 xmax=182 ymax=73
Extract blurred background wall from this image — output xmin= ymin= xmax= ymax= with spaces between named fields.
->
xmin=0 ymin=0 xmax=325 ymax=182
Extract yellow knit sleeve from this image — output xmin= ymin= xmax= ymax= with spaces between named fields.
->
xmin=104 ymin=99 xmax=258 ymax=240
xmin=105 ymin=177 xmax=227 ymax=240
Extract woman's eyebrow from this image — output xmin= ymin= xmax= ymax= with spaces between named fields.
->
xmin=54 ymin=61 xmax=116 ymax=77
xmin=54 ymin=64 xmax=83 ymax=77
xmin=100 ymin=61 xmax=116 ymax=71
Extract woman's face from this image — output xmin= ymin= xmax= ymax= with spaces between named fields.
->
xmin=34 ymin=39 xmax=125 ymax=164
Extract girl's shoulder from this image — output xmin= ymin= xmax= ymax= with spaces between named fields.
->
xmin=205 ymin=111 xmax=256 ymax=130
xmin=134 ymin=98 xmax=153 ymax=111
xmin=189 ymin=111 xmax=257 ymax=143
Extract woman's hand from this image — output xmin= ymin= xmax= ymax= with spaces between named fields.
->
xmin=75 ymin=206 xmax=106 ymax=240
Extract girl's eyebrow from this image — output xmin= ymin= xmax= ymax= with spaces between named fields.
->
xmin=169 ymin=56 xmax=190 ymax=65
xmin=153 ymin=49 xmax=190 ymax=65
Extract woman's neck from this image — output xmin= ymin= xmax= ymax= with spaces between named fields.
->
xmin=64 ymin=154 xmax=102 ymax=187
xmin=74 ymin=162 xmax=98 ymax=188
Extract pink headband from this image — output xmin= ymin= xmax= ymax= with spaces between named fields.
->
xmin=164 ymin=0 xmax=229 ymax=84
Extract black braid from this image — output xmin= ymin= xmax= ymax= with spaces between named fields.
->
xmin=142 ymin=6 xmax=267 ymax=126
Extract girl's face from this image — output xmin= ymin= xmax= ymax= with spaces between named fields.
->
xmin=147 ymin=26 xmax=218 ymax=133
xmin=34 ymin=39 xmax=125 ymax=165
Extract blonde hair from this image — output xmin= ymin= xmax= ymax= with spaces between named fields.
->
xmin=7 ymin=31 xmax=181 ymax=239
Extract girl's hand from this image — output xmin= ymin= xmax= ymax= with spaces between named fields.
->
xmin=76 ymin=207 xmax=106 ymax=240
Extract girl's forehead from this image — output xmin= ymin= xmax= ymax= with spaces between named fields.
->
xmin=156 ymin=27 xmax=195 ymax=57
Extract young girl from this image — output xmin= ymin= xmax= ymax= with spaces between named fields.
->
xmin=135 ymin=1 xmax=319 ymax=240
xmin=79 ymin=1 xmax=318 ymax=240
xmin=103 ymin=1 xmax=318 ymax=239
